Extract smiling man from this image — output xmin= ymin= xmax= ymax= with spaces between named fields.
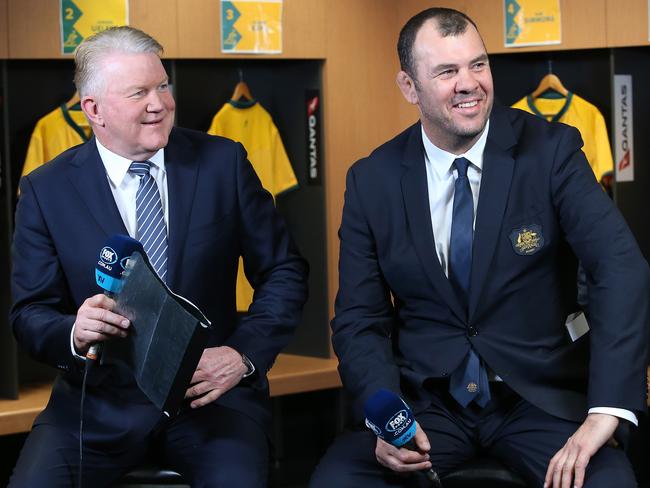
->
xmin=310 ymin=7 xmax=648 ymax=488
xmin=10 ymin=26 xmax=307 ymax=487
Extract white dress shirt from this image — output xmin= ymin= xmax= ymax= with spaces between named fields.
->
xmin=420 ymin=124 xmax=637 ymax=426
xmin=70 ymin=139 xmax=168 ymax=359
xmin=96 ymin=138 xmax=168 ymax=235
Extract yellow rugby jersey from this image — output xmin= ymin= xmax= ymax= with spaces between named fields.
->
xmin=207 ymin=99 xmax=298 ymax=312
xmin=22 ymin=104 xmax=91 ymax=177
xmin=512 ymin=93 xmax=613 ymax=183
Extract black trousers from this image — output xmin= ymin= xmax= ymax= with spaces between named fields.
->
xmin=310 ymin=384 xmax=636 ymax=487
xmin=8 ymin=402 xmax=269 ymax=488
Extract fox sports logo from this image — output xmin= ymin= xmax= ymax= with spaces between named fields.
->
xmin=100 ymin=247 xmax=118 ymax=264
xmin=385 ymin=409 xmax=410 ymax=433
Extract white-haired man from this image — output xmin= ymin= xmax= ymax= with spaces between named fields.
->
xmin=10 ymin=26 xmax=307 ymax=487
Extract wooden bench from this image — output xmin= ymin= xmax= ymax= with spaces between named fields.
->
xmin=0 ymin=353 xmax=341 ymax=436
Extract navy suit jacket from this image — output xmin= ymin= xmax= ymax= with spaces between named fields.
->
xmin=332 ymin=104 xmax=649 ymax=424
xmin=11 ymin=126 xmax=308 ymax=441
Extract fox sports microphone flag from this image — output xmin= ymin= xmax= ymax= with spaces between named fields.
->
xmin=95 ymin=235 xmax=145 ymax=296
xmin=364 ymin=389 xmax=417 ymax=447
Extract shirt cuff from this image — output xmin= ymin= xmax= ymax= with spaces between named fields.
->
xmin=588 ymin=407 xmax=638 ymax=426
xmin=70 ymin=322 xmax=87 ymax=361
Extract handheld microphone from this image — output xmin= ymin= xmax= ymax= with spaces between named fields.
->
xmin=364 ymin=389 xmax=442 ymax=487
xmin=89 ymin=235 xmax=145 ymax=360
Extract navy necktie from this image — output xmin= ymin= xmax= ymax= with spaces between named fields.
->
xmin=447 ymin=157 xmax=490 ymax=408
xmin=129 ymin=161 xmax=168 ymax=283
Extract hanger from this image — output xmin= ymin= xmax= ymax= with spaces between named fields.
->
xmin=531 ymin=59 xmax=568 ymax=99
xmin=230 ymin=68 xmax=253 ymax=102
xmin=65 ymin=91 xmax=81 ymax=110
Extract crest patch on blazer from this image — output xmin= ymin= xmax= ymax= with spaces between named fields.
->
xmin=509 ymin=224 xmax=544 ymax=255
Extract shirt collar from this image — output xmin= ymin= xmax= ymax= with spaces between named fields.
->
xmin=421 ymin=119 xmax=490 ymax=177
xmin=95 ymin=138 xmax=165 ymax=187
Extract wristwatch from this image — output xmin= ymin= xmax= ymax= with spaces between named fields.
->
xmin=241 ymin=353 xmax=255 ymax=378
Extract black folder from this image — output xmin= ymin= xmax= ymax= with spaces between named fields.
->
xmin=102 ymin=252 xmax=211 ymax=415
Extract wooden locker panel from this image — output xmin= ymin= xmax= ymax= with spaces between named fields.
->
xmin=322 ymin=0 xmax=403 ymax=330
xmin=393 ymin=0 xmax=608 ymax=54
xmin=130 ymin=0 xmax=180 ymax=58
xmin=8 ymin=0 xmax=63 ymax=59
xmin=177 ymin=0 xmax=325 ymax=59
xmin=467 ymin=0 xmax=607 ymax=53
xmin=0 ymin=0 xmax=8 ymax=58
xmin=606 ymin=0 xmax=650 ymax=47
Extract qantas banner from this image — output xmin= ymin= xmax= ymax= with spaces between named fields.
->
xmin=613 ymin=75 xmax=634 ymax=182
xmin=306 ymin=90 xmax=322 ymax=185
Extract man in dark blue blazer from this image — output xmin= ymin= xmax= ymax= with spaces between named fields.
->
xmin=311 ymin=8 xmax=648 ymax=488
xmin=10 ymin=26 xmax=308 ymax=487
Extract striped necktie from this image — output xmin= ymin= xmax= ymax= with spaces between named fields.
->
xmin=129 ymin=161 xmax=168 ymax=282
xmin=447 ymin=157 xmax=490 ymax=408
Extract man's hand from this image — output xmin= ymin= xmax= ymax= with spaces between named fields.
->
xmin=185 ymin=346 xmax=248 ymax=408
xmin=73 ymin=294 xmax=130 ymax=355
xmin=544 ymin=413 xmax=619 ymax=488
xmin=375 ymin=421 xmax=432 ymax=473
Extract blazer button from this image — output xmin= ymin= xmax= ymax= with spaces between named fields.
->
xmin=468 ymin=326 xmax=478 ymax=337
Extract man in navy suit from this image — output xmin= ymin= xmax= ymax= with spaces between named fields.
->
xmin=311 ymin=8 xmax=648 ymax=488
xmin=10 ymin=26 xmax=308 ymax=487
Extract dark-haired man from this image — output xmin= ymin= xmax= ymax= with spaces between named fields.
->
xmin=311 ymin=7 xmax=648 ymax=488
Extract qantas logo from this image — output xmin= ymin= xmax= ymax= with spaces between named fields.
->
xmin=307 ymin=96 xmax=319 ymax=116
xmin=618 ymin=150 xmax=630 ymax=172
xmin=307 ymin=94 xmax=320 ymax=181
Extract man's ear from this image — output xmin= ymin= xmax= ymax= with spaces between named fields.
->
xmin=81 ymin=96 xmax=103 ymax=127
xmin=396 ymin=71 xmax=419 ymax=105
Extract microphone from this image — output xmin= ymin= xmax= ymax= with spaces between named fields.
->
xmin=364 ymin=389 xmax=442 ymax=487
xmin=89 ymin=235 xmax=145 ymax=361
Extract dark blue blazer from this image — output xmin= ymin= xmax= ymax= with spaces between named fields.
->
xmin=11 ymin=127 xmax=308 ymax=442
xmin=332 ymin=104 xmax=649 ymax=424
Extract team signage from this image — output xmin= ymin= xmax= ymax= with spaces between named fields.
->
xmin=504 ymin=0 xmax=561 ymax=48
xmin=60 ymin=0 xmax=128 ymax=55
xmin=613 ymin=75 xmax=634 ymax=182
xmin=221 ymin=0 xmax=283 ymax=54
xmin=306 ymin=90 xmax=321 ymax=185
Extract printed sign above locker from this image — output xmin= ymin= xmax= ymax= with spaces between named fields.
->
xmin=221 ymin=0 xmax=283 ymax=54
xmin=504 ymin=0 xmax=561 ymax=48
xmin=60 ymin=0 xmax=129 ymax=55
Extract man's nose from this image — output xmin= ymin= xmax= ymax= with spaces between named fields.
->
xmin=455 ymin=69 xmax=480 ymax=93
xmin=146 ymin=91 xmax=164 ymax=111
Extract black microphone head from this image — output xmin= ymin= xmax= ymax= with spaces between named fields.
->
xmin=364 ymin=389 xmax=417 ymax=447
xmin=95 ymin=235 xmax=144 ymax=294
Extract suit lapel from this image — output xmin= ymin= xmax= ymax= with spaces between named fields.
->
xmin=469 ymin=106 xmax=517 ymax=320
xmin=164 ymin=128 xmax=199 ymax=288
xmin=67 ymin=138 xmax=128 ymax=237
xmin=401 ymin=124 xmax=466 ymax=322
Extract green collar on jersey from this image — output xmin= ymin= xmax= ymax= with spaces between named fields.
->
xmin=526 ymin=92 xmax=574 ymax=122
xmin=59 ymin=103 xmax=90 ymax=142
